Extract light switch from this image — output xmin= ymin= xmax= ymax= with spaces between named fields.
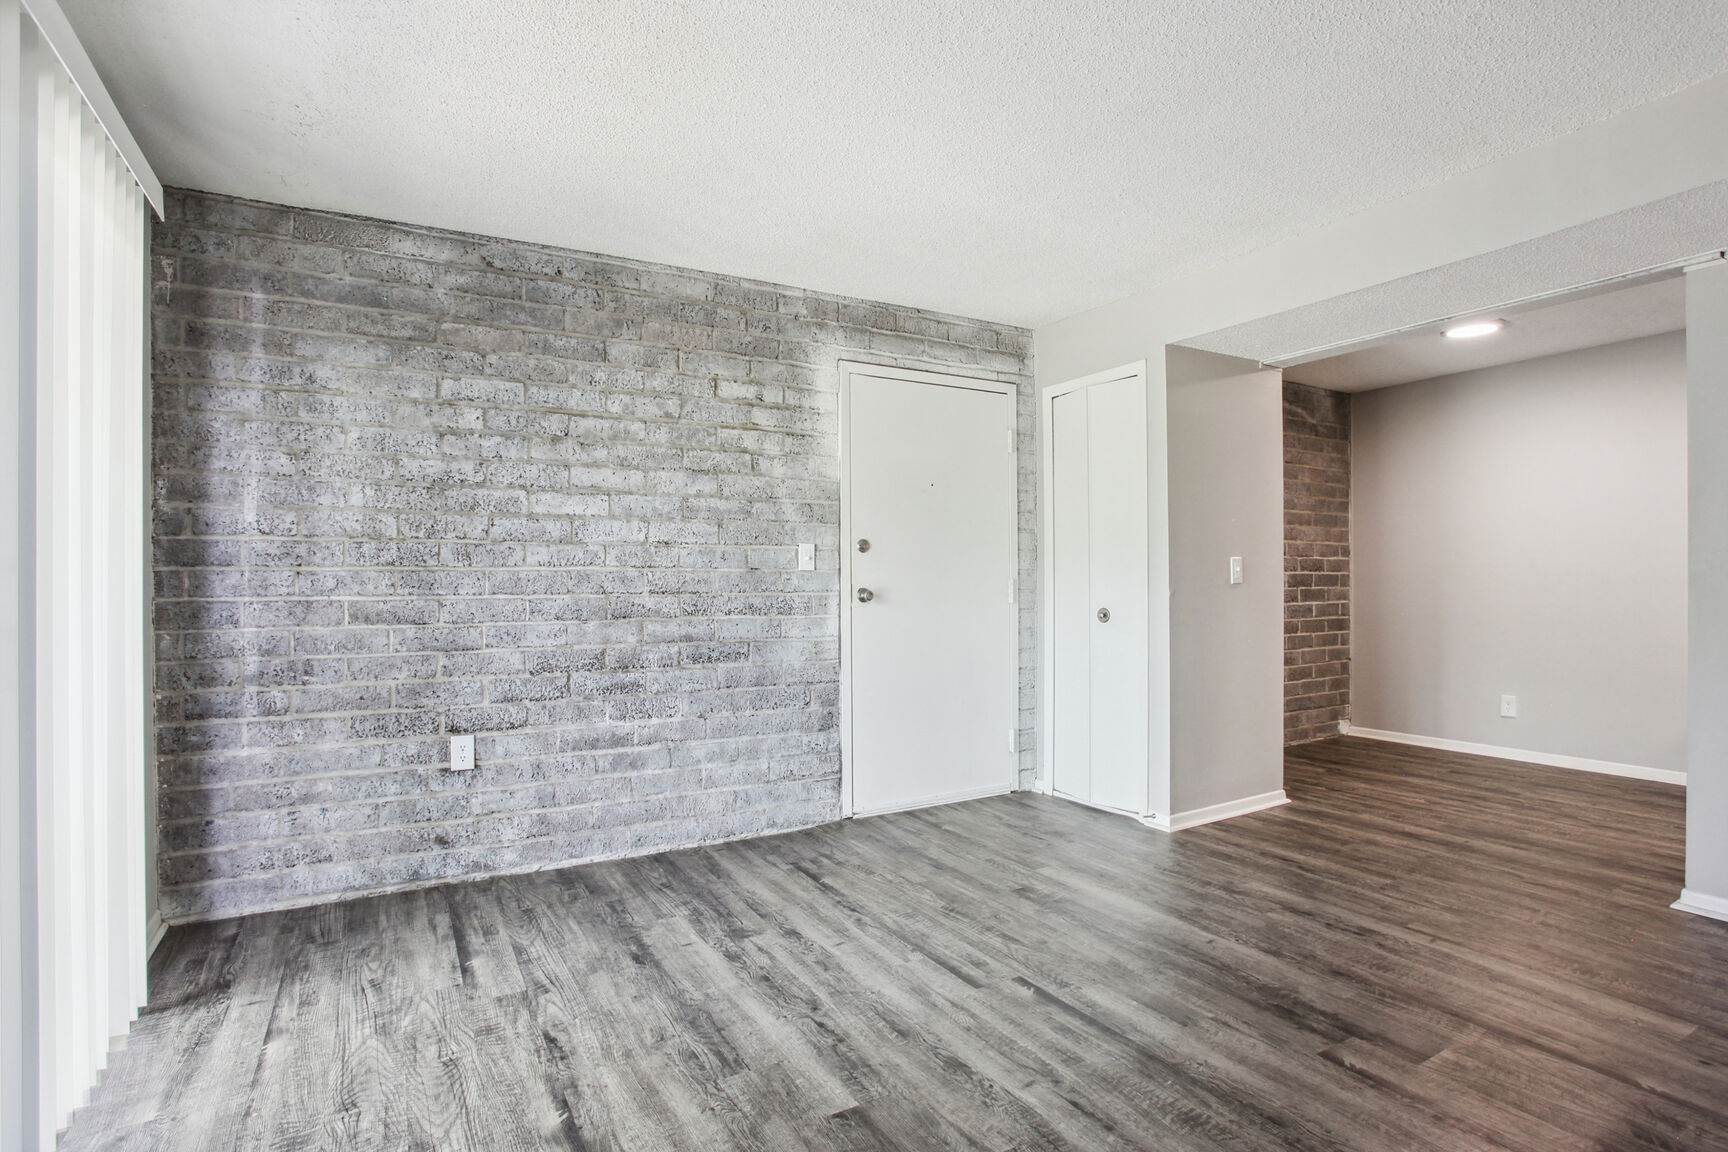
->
xmin=1228 ymin=556 xmax=1243 ymax=585
xmin=797 ymin=543 xmax=815 ymax=571
xmin=449 ymin=733 xmax=476 ymax=771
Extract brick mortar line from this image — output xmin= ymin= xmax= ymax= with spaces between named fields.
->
xmin=157 ymin=747 xmax=839 ymax=789
xmin=156 ymin=330 xmax=1022 ymax=383
xmin=156 ymin=756 xmax=834 ymax=802
xmin=151 ymin=404 xmax=852 ymax=444
xmin=157 ymin=294 xmax=1020 ymax=363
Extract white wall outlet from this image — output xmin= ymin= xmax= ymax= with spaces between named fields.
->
xmin=1500 ymin=695 xmax=1518 ymax=718
xmin=1228 ymin=556 xmax=1244 ymax=585
xmin=797 ymin=542 xmax=816 ymax=571
xmin=449 ymin=733 xmax=476 ymax=771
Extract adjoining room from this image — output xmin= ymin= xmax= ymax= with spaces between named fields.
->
xmin=1285 ymin=274 xmax=1690 ymax=787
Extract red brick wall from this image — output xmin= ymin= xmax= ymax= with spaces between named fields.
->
xmin=1284 ymin=381 xmax=1350 ymax=743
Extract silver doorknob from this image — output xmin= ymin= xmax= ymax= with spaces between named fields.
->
xmin=857 ymin=588 xmax=874 ymax=603
xmin=1097 ymin=607 xmax=1110 ymax=623
xmin=857 ymin=539 xmax=871 ymax=553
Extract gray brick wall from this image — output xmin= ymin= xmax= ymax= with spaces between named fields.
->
xmin=1283 ymin=380 xmax=1350 ymax=743
xmin=152 ymin=189 xmax=1037 ymax=922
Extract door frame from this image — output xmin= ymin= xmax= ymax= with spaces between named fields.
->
xmin=838 ymin=360 xmax=1019 ymax=819
xmin=1038 ymin=361 xmax=1148 ymax=808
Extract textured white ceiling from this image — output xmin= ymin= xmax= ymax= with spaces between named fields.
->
xmin=64 ymin=0 xmax=1728 ymax=327
xmin=1283 ymin=274 xmax=1687 ymax=392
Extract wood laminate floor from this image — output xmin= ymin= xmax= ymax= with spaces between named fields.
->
xmin=63 ymin=737 xmax=1728 ymax=1151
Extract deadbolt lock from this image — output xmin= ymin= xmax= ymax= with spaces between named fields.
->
xmin=1097 ymin=607 xmax=1111 ymax=623
xmin=857 ymin=539 xmax=871 ymax=553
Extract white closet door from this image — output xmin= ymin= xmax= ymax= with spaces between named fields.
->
xmin=847 ymin=372 xmax=1016 ymax=816
xmin=1050 ymin=374 xmax=1149 ymax=814
xmin=1085 ymin=375 xmax=1149 ymax=813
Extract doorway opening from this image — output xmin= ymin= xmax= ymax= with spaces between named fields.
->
xmin=1271 ymin=270 xmax=1693 ymax=784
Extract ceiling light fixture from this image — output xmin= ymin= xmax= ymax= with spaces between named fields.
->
xmin=1443 ymin=320 xmax=1504 ymax=339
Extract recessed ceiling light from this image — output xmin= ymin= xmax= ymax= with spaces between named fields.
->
xmin=1443 ymin=320 xmax=1504 ymax=339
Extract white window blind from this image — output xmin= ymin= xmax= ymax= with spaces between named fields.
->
xmin=0 ymin=0 xmax=160 ymax=1146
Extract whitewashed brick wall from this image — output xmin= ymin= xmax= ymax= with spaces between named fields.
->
xmin=152 ymin=189 xmax=1037 ymax=922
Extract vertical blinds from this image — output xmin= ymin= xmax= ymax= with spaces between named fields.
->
xmin=1 ymin=0 xmax=155 ymax=1146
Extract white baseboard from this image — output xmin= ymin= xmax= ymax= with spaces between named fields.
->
xmin=1673 ymin=888 xmax=1728 ymax=924
xmin=1343 ymin=726 xmax=1686 ymax=786
xmin=1143 ymin=789 xmax=1290 ymax=833
xmin=147 ymin=913 xmax=167 ymax=957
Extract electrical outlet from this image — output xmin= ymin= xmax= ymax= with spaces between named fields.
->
xmin=449 ymin=733 xmax=476 ymax=771
xmin=1500 ymin=695 xmax=1517 ymax=719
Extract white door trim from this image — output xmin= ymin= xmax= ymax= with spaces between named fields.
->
xmin=1038 ymin=361 xmax=1148 ymax=809
xmin=837 ymin=360 xmax=1019 ymax=819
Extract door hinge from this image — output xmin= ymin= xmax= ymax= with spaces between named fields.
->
xmin=1008 ymin=729 xmax=1018 ymax=754
xmin=1007 ymin=577 xmax=1016 ymax=604
xmin=1006 ymin=428 xmax=1014 ymax=453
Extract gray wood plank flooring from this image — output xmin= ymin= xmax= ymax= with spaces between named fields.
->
xmin=62 ymin=737 xmax=1728 ymax=1150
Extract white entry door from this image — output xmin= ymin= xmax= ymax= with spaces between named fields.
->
xmin=843 ymin=364 xmax=1017 ymax=817
xmin=1050 ymin=372 xmax=1149 ymax=814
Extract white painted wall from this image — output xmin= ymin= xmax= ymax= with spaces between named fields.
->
xmin=1352 ymin=333 xmax=1687 ymax=776
xmin=1682 ymin=260 xmax=1728 ymax=918
xmin=1165 ymin=348 xmax=1285 ymax=815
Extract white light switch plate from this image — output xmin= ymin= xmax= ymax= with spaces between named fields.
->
xmin=1228 ymin=556 xmax=1243 ymax=585
xmin=449 ymin=733 xmax=476 ymax=771
xmin=797 ymin=543 xmax=815 ymax=571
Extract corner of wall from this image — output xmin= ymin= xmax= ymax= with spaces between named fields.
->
xmin=1164 ymin=348 xmax=1285 ymax=814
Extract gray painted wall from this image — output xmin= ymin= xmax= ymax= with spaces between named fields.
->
xmin=1165 ymin=347 xmax=1285 ymax=815
xmin=1687 ymin=262 xmax=1728 ymax=905
xmin=151 ymin=189 xmax=1037 ymax=923
xmin=1352 ymin=331 xmax=1687 ymax=774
